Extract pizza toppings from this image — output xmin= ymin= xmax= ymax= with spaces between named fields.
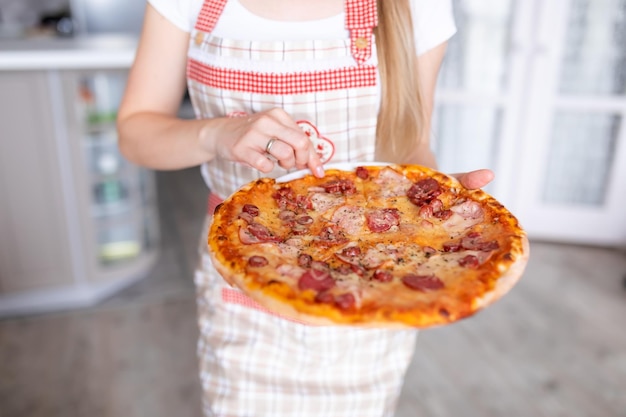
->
xmin=334 ymin=293 xmax=356 ymax=310
xmin=460 ymin=233 xmax=499 ymax=252
xmin=321 ymin=179 xmax=356 ymax=195
xmin=402 ymin=274 xmax=445 ymax=292
xmin=298 ymin=269 xmax=335 ymax=292
xmin=239 ymin=227 xmax=262 ymax=244
xmin=451 ymin=200 xmax=483 ymax=219
xmin=242 ymin=204 xmax=260 ymax=217
xmin=314 ymin=291 xmax=357 ymax=311
xmin=248 ymin=255 xmax=268 ymax=267
xmin=458 ymin=255 xmax=480 ymax=268
xmin=278 ymin=210 xmax=296 ymax=223
xmin=443 ymin=232 xmax=499 ymax=253
xmin=272 ymin=187 xmax=312 ymax=212
xmin=372 ymin=269 xmax=393 ymax=282
xmin=244 ymin=223 xmax=282 ymax=243
xmin=355 ymin=166 xmax=369 ymax=179
xmin=365 ymin=208 xmax=401 ymax=232
xmin=331 ymin=205 xmax=365 ymax=235
xmin=209 ymin=164 xmax=528 ymax=328
xmin=298 ymin=253 xmax=313 ymax=268
xmin=407 ymin=178 xmax=442 ymax=206
xmin=335 ymin=246 xmax=361 ymax=264
xmin=371 ymin=166 xmax=413 ymax=197
xmin=296 ymin=215 xmax=314 ymax=225
xmin=316 ymin=224 xmax=349 ymax=246
xmin=310 ymin=192 xmax=345 ymax=213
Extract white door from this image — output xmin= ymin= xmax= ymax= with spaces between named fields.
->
xmin=433 ymin=0 xmax=535 ymax=207
xmin=433 ymin=0 xmax=626 ymax=246
xmin=515 ymin=0 xmax=626 ymax=246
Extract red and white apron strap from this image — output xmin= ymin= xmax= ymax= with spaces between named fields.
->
xmin=345 ymin=0 xmax=378 ymax=64
xmin=195 ymin=0 xmax=228 ymax=32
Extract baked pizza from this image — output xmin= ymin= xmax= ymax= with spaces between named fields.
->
xmin=208 ymin=163 xmax=529 ymax=328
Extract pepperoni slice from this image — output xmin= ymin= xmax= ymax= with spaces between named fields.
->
xmin=272 ymin=187 xmax=295 ymax=201
xmin=461 ymin=235 xmax=500 ymax=252
xmin=355 ymin=166 xmax=369 ymax=179
xmin=296 ymin=215 xmax=314 ymax=225
xmin=291 ymin=224 xmax=309 ymax=235
xmin=322 ymin=179 xmax=356 ymax=195
xmin=311 ymin=260 xmax=330 ymax=271
xmin=433 ymin=209 xmax=453 ymax=220
xmin=335 ymin=293 xmax=356 ymax=310
xmin=315 ymin=291 xmax=335 ymax=304
xmin=402 ymin=274 xmax=444 ymax=291
xmin=366 ymin=208 xmax=400 ymax=233
xmin=295 ymin=195 xmax=313 ymax=211
xmin=341 ymin=246 xmax=361 ymax=257
xmin=297 ymin=253 xmax=312 ymax=268
xmin=278 ymin=210 xmax=296 ymax=222
xmin=334 ymin=246 xmax=362 ymax=265
xmin=239 ymin=227 xmax=261 ymax=244
xmin=242 ymin=204 xmax=260 ymax=217
xmin=317 ymin=224 xmax=349 ymax=246
xmin=272 ymin=187 xmax=296 ymax=210
xmin=372 ymin=269 xmax=393 ymax=283
xmin=246 ymin=223 xmax=282 ymax=243
xmin=407 ymin=178 xmax=442 ymax=206
xmin=335 ymin=265 xmax=353 ymax=275
xmin=237 ymin=212 xmax=254 ymax=223
xmin=298 ymin=269 xmax=335 ymax=292
xmin=458 ymin=255 xmax=479 ymax=268
xmin=350 ymin=264 xmax=366 ymax=276
xmin=247 ymin=256 xmax=268 ymax=267
xmin=442 ymin=242 xmax=462 ymax=252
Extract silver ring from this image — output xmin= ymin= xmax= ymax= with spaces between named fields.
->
xmin=265 ymin=137 xmax=278 ymax=154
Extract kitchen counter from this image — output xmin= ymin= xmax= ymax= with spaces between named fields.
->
xmin=0 ymin=34 xmax=137 ymax=70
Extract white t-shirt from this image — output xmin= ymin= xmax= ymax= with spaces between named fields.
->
xmin=148 ymin=0 xmax=456 ymax=56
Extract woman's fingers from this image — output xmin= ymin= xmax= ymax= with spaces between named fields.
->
xmin=222 ymin=108 xmax=324 ymax=176
xmin=261 ymin=136 xmax=324 ymax=177
xmin=257 ymin=109 xmax=317 ymax=168
xmin=264 ymin=137 xmax=297 ymax=170
xmin=451 ymin=169 xmax=495 ymax=190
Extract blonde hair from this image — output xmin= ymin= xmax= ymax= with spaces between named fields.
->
xmin=374 ymin=0 xmax=427 ymax=162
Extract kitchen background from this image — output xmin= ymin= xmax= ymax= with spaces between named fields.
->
xmin=0 ymin=0 xmax=625 ymax=416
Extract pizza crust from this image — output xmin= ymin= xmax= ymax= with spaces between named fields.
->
xmin=472 ymin=233 xmax=530 ymax=311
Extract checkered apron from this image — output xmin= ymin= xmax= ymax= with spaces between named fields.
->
xmin=189 ymin=1 xmax=418 ymax=416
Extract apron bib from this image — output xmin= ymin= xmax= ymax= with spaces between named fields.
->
xmin=188 ymin=2 xmax=417 ymax=415
xmin=188 ymin=0 xmax=380 ymax=200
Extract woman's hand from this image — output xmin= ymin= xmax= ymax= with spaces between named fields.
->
xmin=205 ymin=108 xmax=325 ymax=177
xmin=451 ymin=169 xmax=495 ymax=190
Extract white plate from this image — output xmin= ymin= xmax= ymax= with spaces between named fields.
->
xmin=276 ymin=161 xmax=392 ymax=183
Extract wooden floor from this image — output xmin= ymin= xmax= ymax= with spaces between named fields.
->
xmin=1 ymin=168 xmax=625 ymax=417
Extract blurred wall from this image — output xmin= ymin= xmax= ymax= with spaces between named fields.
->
xmin=0 ymin=0 xmax=69 ymax=28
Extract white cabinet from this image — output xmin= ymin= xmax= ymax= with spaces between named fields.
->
xmin=0 ymin=69 xmax=159 ymax=316
xmin=434 ymin=0 xmax=626 ymax=246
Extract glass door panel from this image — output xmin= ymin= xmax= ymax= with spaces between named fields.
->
xmin=559 ymin=0 xmax=626 ymax=95
xmin=514 ymin=0 xmax=626 ymax=245
xmin=440 ymin=0 xmax=515 ymax=93
xmin=433 ymin=0 xmax=526 ymax=206
xmin=434 ymin=104 xmax=503 ymax=180
xmin=542 ymin=112 xmax=620 ymax=206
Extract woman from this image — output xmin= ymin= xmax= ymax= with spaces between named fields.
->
xmin=117 ymin=0 xmax=493 ymax=415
